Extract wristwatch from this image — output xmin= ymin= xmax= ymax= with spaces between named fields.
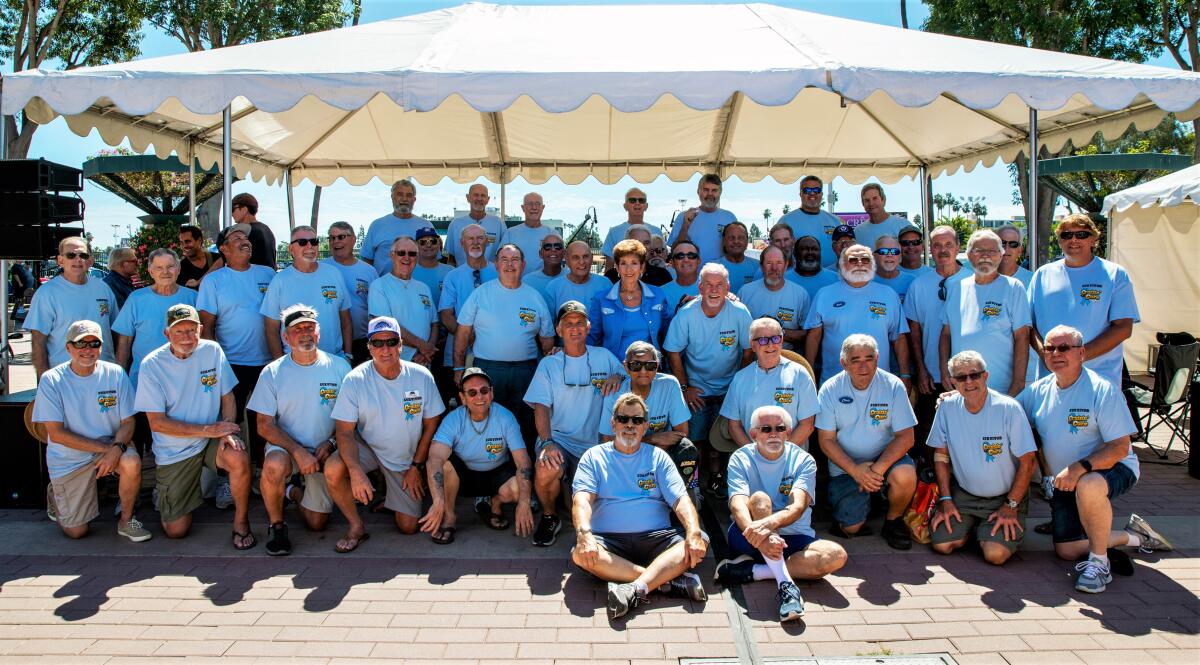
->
xmin=1079 ymin=459 xmax=1093 ymax=473
xmin=1005 ymin=498 xmax=1019 ymax=509
xmin=112 ymin=441 xmax=129 ymax=453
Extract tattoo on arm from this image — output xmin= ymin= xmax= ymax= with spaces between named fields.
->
xmin=433 ymin=470 xmax=444 ymax=490
xmin=520 ymin=466 xmax=532 ymax=480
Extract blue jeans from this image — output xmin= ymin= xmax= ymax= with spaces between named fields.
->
xmin=1050 ymin=463 xmax=1137 ymax=544
xmin=827 ymin=455 xmax=915 ymax=527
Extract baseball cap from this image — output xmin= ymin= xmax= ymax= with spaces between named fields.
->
xmin=166 ymin=304 xmax=200 ymax=328
xmin=216 ymin=223 xmax=253 ymax=247
xmin=366 ymin=316 xmax=402 ymax=339
xmin=282 ymin=306 xmax=319 ymax=328
xmin=831 ymin=224 xmax=856 ymax=241
xmin=898 ymin=224 xmax=923 ymax=237
xmin=556 ymin=300 xmax=588 ymax=324
xmin=458 ymin=367 xmax=493 ymax=389
xmin=66 ymin=320 xmax=103 ymax=343
xmin=415 ymin=227 xmax=439 ymax=241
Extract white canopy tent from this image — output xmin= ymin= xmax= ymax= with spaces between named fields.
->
xmin=1103 ymin=165 xmax=1200 ymax=373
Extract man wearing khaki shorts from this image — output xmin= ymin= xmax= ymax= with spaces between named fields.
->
xmin=33 ymin=320 xmax=150 ymax=541
xmin=325 ymin=316 xmax=445 ymax=552
xmin=249 ymin=304 xmax=352 ymax=556
xmin=135 ymin=304 xmax=255 ymax=549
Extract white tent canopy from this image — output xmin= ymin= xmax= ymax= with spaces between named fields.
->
xmin=4 ymin=2 xmax=1199 ymax=188
xmin=1103 ymin=163 xmax=1200 ymax=214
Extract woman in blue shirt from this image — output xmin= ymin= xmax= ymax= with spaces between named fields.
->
xmin=587 ymin=239 xmax=671 ymax=359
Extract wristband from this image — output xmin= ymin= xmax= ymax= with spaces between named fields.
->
xmin=938 ymin=495 xmax=953 ymax=502
xmin=899 ymin=373 xmax=912 ymax=378
xmin=453 ymin=366 xmax=466 ymax=372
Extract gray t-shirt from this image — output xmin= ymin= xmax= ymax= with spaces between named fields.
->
xmin=330 ymin=360 xmax=445 ymax=472
xmin=662 ymin=299 xmax=753 ymax=395
xmin=26 ymin=276 xmax=117 ymax=367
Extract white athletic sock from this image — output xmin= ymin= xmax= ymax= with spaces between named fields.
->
xmin=751 ymin=564 xmax=774 ymax=581
xmin=1090 ymin=552 xmax=1110 ymax=566
xmin=1124 ymin=532 xmax=1141 ymax=548
xmin=632 ymin=581 xmax=649 ymax=599
xmin=763 ymin=556 xmax=795 ymax=586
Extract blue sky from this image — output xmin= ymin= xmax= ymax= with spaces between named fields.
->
xmin=14 ymin=1 xmax=1182 ymax=247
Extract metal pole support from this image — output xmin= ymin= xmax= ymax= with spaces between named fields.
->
xmin=0 ymin=75 xmax=8 ymax=393
xmin=222 ymin=106 xmax=233 ymax=229
xmin=1028 ymin=108 xmax=1039 ymax=270
xmin=918 ymin=165 xmax=933 ymax=265
xmin=285 ymin=169 xmax=296 ymax=230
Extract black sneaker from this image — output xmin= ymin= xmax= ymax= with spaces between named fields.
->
xmin=607 ymin=581 xmax=645 ymax=620
xmin=776 ymin=581 xmax=805 ymax=621
xmin=265 ymin=522 xmax=292 ymax=556
xmin=706 ymin=471 xmax=727 ymax=499
xmin=881 ymin=518 xmax=912 ymax=550
xmin=665 ymin=572 xmax=708 ymax=602
xmin=531 ymin=513 xmax=562 ymax=547
xmin=714 ymin=554 xmax=756 ymax=586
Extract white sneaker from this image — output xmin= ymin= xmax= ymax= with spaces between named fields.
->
xmin=1125 ymin=514 xmax=1173 ymax=553
xmin=215 ymin=478 xmax=234 ymax=509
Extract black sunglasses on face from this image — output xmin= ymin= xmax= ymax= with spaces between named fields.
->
xmin=291 ymin=238 xmax=319 ymax=247
xmin=1001 ymin=240 xmax=1022 ymax=249
xmin=672 ymin=252 xmax=699 ymax=261
xmin=393 ymin=250 xmax=418 ymax=257
xmin=614 ymin=414 xmax=647 ymax=425
xmin=625 ymin=360 xmax=657 ymax=371
xmin=70 ymin=340 xmax=102 ymax=349
xmin=542 ymin=242 xmax=564 ymax=250
xmin=1058 ymin=230 xmax=1093 ymax=241
xmin=1044 ymin=343 xmax=1082 ymax=354
xmin=952 ymin=370 xmax=985 ymax=383
xmin=418 ymin=238 xmax=439 ymax=246
xmin=368 ymin=338 xmax=401 ymax=348
xmin=758 ymin=425 xmax=788 ymax=433
xmin=801 ymin=186 xmax=822 ymax=195
xmin=62 ymin=251 xmax=90 ymax=260
xmin=329 ymin=233 xmax=353 ymax=241
xmin=626 ymin=197 xmax=647 ymax=204
xmin=899 ymin=239 xmax=922 ymax=247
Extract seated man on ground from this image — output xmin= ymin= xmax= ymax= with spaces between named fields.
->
xmin=34 ymin=320 xmax=149 ymax=542
xmin=815 ymin=334 xmax=918 ymax=550
xmin=572 ymin=393 xmax=709 ymax=621
xmin=716 ymin=405 xmax=847 ymax=622
xmin=420 ymin=367 xmax=535 ymax=541
xmin=249 ymin=305 xmax=352 ymax=556
xmin=927 ymin=351 xmax=1036 ymax=565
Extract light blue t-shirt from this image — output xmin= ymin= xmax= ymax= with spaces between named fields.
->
xmin=134 ymin=339 xmax=237 ymax=466
xmin=666 ymin=208 xmax=737 ymax=268
xmin=1028 ymin=257 xmax=1139 ymax=387
xmin=599 ymin=374 xmax=690 ymax=437
xmin=330 ymin=360 xmax=445 ymax=472
xmin=196 ymin=264 xmax=276 ymax=366
xmin=727 ymin=443 xmax=817 ymax=537
xmin=367 ymin=274 xmax=437 ymax=362
xmin=111 ymin=286 xmax=198 ymax=387
xmin=659 ymin=278 xmax=700 ymax=318
xmin=873 ymin=271 xmax=917 ymax=305
xmin=663 ymin=299 xmax=753 ymax=395
xmin=246 ymin=350 xmax=351 ymax=452
xmin=1008 ymin=266 xmax=1037 ymax=384
xmin=572 ymin=442 xmax=688 ymax=534
xmin=602 ymin=222 xmax=663 ymax=257
xmin=26 ymin=276 xmax=117 ymax=367
xmin=720 ymin=256 xmax=762 ymax=292
xmin=941 ymin=274 xmax=1032 ymax=391
xmin=260 ymin=263 xmax=351 ymax=356
xmin=803 ymin=281 xmax=908 ymax=384
xmin=362 ymin=213 xmax=432 ymax=275
xmin=437 ymin=262 xmax=498 ymax=366
xmin=322 ymin=258 xmax=377 ymax=340
xmin=412 ymin=262 xmax=453 ymax=309
xmin=785 ymin=269 xmax=840 ymax=302
xmin=33 ymin=360 xmax=136 ymax=479
xmin=720 ymin=359 xmax=819 ymax=430
xmin=815 ymin=369 xmax=917 ymax=476
xmin=545 ymin=273 xmax=610 ymax=313
xmin=903 ymin=264 xmax=973 ymax=378
xmin=900 ymin=264 xmax=934 ymax=278
xmin=736 ymin=279 xmax=811 ymax=345
xmin=432 ymin=403 xmax=523 ymax=472
xmin=524 ymin=347 xmax=625 ymax=457
xmin=926 ymin=390 xmax=1037 ymax=498
xmin=524 ymin=268 xmax=564 ymax=309
xmin=851 ymin=216 xmax=913 ymax=254
xmin=503 ymin=224 xmax=558 ymax=274
xmin=445 ymin=214 xmax=507 ymax=265
xmin=781 ymin=209 xmax=842 ymax=267
xmin=1017 ymin=368 xmax=1139 ymax=479
xmin=458 ymin=280 xmax=553 ymax=362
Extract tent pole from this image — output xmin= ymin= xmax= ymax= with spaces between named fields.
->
xmin=918 ymin=166 xmax=933 ymax=266
xmin=0 ymin=77 xmax=8 ymax=395
xmin=285 ymin=169 xmax=296 ymax=230
xmin=1027 ymin=108 xmax=1039 ymax=270
xmin=499 ymin=179 xmax=506 ymax=220
xmin=187 ymin=141 xmax=196 ymax=224
xmin=222 ymin=105 xmax=233 ymax=229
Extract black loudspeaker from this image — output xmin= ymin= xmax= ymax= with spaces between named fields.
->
xmin=0 ymin=159 xmax=83 ymax=193
xmin=2 ymin=226 xmax=84 ymax=260
xmin=1 ymin=193 xmax=84 ymax=225
xmin=0 ymin=158 xmax=85 ymax=261
xmin=0 ymin=390 xmax=48 ymax=509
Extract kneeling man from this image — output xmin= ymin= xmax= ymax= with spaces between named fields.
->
xmin=928 ymin=351 xmax=1036 ymax=565
xmin=716 ymin=405 xmax=847 ymax=622
xmin=572 ymin=393 xmax=708 ymax=621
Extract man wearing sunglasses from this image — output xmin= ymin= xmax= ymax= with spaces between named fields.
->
xmin=323 ymin=221 xmax=378 ymax=366
xmin=602 ymin=188 xmax=662 ymax=271
xmin=504 ymin=192 xmax=559 ymax=275
xmin=996 ymin=225 xmax=1033 ymax=287
xmin=1017 ymin=325 xmax=1171 ymax=593
xmin=412 ymin=226 xmax=452 ymax=301
xmin=815 ymin=334 xmax=918 ymax=550
xmin=526 ymin=301 xmax=624 ymax=547
xmin=786 ymin=235 xmax=840 ymax=302
xmin=572 ymin=393 xmax=708 ymax=621
xmin=325 ymin=316 xmax=445 ymax=552
xmin=716 ymin=405 xmax=847 ymax=622
xmin=780 ymin=175 xmax=841 ymax=268
xmin=523 ymin=232 xmax=567 ymax=308
xmin=261 ymin=226 xmax=352 ymax=363
xmin=34 ymin=319 xmax=149 ymax=543
xmin=230 ymin=193 xmax=278 ymax=271
xmin=28 ymin=237 xmax=118 ymax=383
xmin=871 ymin=235 xmax=916 ymax=305
xmin=1028 ymin=214 xmax=1139 ymax=389
xmin=249 ymin=305 xmax=352 ymax=556
xmin=362 ymin=179 xmax=430 ymax=276
xmin=445 ymin=184 xmax=508 ymax=266
xmin=854 ymin=184 xmax=912 ymax=253
xmin=367 ymin=237 xmax=439 ymax=367
xmin=721 ymin=317 xmax=818 ymax=449
xmin=738 ymin=248 xmax=810 ymax=351
xmin=659 ymin=241 xmax=703 ymax=319
xmin=928 ymin=351 xmax=1037 ymax=566
xmin=898 ymin=226 xmax=932 ymax=277
xmin=420 ymin=367 xmax=534 ymax=544
xmin=667 ymin=173 xmax=737 ymax=270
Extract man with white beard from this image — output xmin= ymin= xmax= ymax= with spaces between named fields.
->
xmin=939 ymin=230 xmax=1032 ymax=397
xmin=362 ymin=180 xmax=431 ymax=275
xmin=802 ymin=245 xmax=911 ymax=387
xmin=737 ymin=247 xmax=810 ymax=350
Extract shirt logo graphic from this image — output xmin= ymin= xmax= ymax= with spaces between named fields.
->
xmin=776 ymin=307 xmax=794 ymax=323
xmin=636 ymin=471 xmax=658 ymax=494
xmin=419 ymin=294 xmax=432 ymax=309
xmin=1080 ymin=284 xmax=1103 ymax=304
xmin=649 ymin=416 xmax=668 ymax=433
xmin=838 ymin=396 xmax=853 ymax=404
xmin=981 ymin=301 xmax=1003 ymax=320
xmin=778 ymin=474 xmax=794 ymax=496
xmin=517 ymin=307 xmax=537 ymax=327
xmin=258 ymin=282 xmax=270 ymax=294
xmin=590 ymin=373 xmax=607 ymax=391
xmin=355 ymin=279 xmax=369 ymax=296
xmin=832 ymin=301 xmax=846 ymax=308
xmin=318 ymin=383 xmax=339 ymax=405
xmin=1067 ymin=409 xmax=1090 ymax=433
xmin=97 ymin=299 xmax=110 ymax=317
xmin=868 ymin=302 xmax=887 ymax=319
xmin=200 ymin=368 xmax=218 ymax=392
xmin=868 ymin=404 xmax=889 ymax=426
xmin=774 ymin=390 xmax=794 ymax=405
xmin=403 ymin=396 xmax=423 ymax=420
xmin=96 ymin=391 xmax=117 ymax=412
xmin=718 ymin=329 xmax=736 ymax=348
xmin=981 ymin=436 xmax=1003 ymax=462
xmin=484 ymin=439 xmax=504 ymax=460
xmin=321 ymin=285 xmax=339 ymax=303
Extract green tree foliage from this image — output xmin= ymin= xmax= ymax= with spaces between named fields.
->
xmin=0 ymin=0 xmax=147 ymax=158
xmin=1145 ymin=0 xmax=1199 ymax=161
xmin=939 ymin=214 xmax=977 ymax=245
xmin=148 ymin=0 xmax=354 ymax=51
xmin=749 ymin=223 xmax=763 ymax=240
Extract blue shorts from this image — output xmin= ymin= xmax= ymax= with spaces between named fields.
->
xmin=536 ymin=440 xmax=583 ymax=488
xmin=827 ymin=455 xmax=915 ymax=528
xmin=726 ymin=522 xmax=818 ymax=561
xmin=1050 ymin=463 xmax=1137 ymax=544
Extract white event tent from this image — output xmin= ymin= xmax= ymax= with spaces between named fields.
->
xmin=1102 ymin=165 xmax=1200 ymax=372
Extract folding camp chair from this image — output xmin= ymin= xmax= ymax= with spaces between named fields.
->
xmin=1128 ymin=340 xmax=1198 ymax=459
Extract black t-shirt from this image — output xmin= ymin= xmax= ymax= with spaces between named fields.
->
xmin=177 ymin=252 xmax=220 ymax=286
xmin=247 ymin=221 xmax=277 ymax=270
xmin=604 ymin=264 xmax=673 ymax=287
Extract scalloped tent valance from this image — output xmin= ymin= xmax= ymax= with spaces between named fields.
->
xmin=5 ymin=2 xmax=1199 ymax=187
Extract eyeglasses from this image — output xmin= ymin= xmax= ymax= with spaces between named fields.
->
xmin=418 ymin=237 xmax=439 ymax=246
xmin=626 ymin=360 xmax=657 ymax=372
xmin=329 ymin=233 xmax=352 ymax=241
xmin=672 ymin=252 xmax=699 ymax=261
xmin=1044 ymin=343 xmax=1082 ymax=354
xmin=875 ymin=248 xmax=901 ymax=256
xmin=937 ymin=276 xmax=949 ymax=302
xmin=614 ymin=414 xmax=647 ymax=425
xmin=899 ymin=239 xmax=923 ymax=247
xmin=368 ymin=338 xmax=401 ymax=348
xmin=564 ymin=354 xmax=595 ymax=387
xmin=291 ymin=238 xmax=319 ymax=247
xmin=753 ymin=335 xmax=783 ymax=347
xmin=463 ymin=386 xmax=492 ymax=397
xmin=1001 ymin=240 xmax=1022 ymax=249
xmin=542 ymin=242 xmax=564 ymax=250
xmin=62 ymin=251 xmax=90 ymax=260
xmin=472 ymin=269 xmax=482 ymax=288
xmin=801 ymin=187 xmax=822 ymax=195
xmin=70 ymin=340 xmax=102 ymax=349
xmin=626 ymin=197 xmax=647 ymax=204
xmin=969 ymin=248 xmax=1001 ymax=257
xmin=393 ymin=250 xmax=418 ymax=257
xmin=1058 ymin=230 xmax=1093 ymax=241
xmin=952 ymin=370 xmax=985 ymax=383
xmin=845 ymin=256 xmax=872 ymax=266
xmin=758 ymin=425 xmax=788 ymax=433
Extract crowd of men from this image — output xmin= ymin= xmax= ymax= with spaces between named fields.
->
xmin=27 ymin=176 xmax=1173 ymax=623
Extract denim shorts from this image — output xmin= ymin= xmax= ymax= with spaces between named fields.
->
xmin=826 ymin=454 xmax=915 ymax=527
xmin=725 ymin=522 xmax=818 ymax=561
xmin=1049 ymin=463 xmax=1137 ymax=544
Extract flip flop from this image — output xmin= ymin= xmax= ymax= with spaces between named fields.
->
xmin=431 ymin=526 xmax=457 ymax=545
xmin=335 ymin=532 xmax=370 ymax=553
xmin=232 ymin=529 xmax=256 ymax=551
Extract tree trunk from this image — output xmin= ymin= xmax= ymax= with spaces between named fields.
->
xmin=3 ymin=115 xmax=37 ymax=159
xmin=1014 ymin=150 xmax=1060 ymax=266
